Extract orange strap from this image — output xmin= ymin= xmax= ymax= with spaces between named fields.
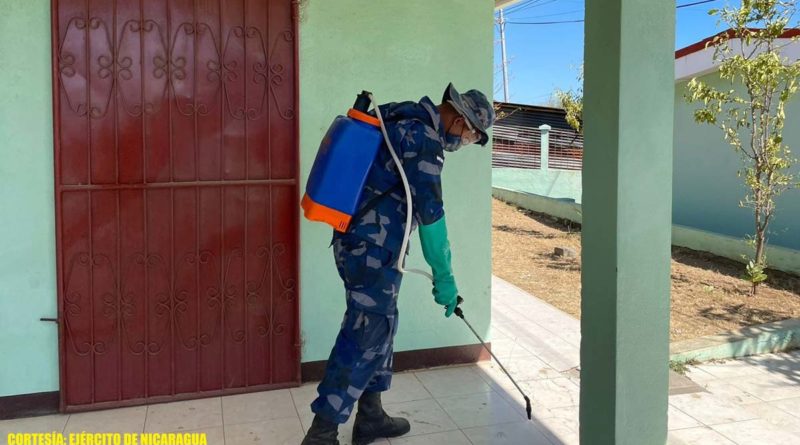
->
xmin=347 ymin=109 xmax=381 ymax=127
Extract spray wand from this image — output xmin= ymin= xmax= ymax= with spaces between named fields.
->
xmin=454 ymin=296 xmax=533 ymax=420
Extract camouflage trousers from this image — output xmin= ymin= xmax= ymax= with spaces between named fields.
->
xmin=310 ymin=235 xmax=403 ymax=424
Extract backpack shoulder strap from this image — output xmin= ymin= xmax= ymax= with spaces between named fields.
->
xmin=350 ymin=182 xmax=405 ymax=226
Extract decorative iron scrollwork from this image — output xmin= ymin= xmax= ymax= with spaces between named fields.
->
xmin=64 ymin=239 xmax=295 ymax=358
xmin=247 ymin=243 xmax=296 ymax=338
xmin=58 ymin=16 xmax=295 ymax=120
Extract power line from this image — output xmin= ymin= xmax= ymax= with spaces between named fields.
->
xmin=511 ymin=9 xmax=585 ymax=20
xmin=495 ymin=0 xmax=722 ymax=101
xmin=503 ymin=0 xmax=533 ymax=15
xmin=506 ymin=0 xmax=719 ymax=25
xmin=507 ymin=19 xmax=583 ymax=25
xmin=677 ymin=0 xmax=719 ymax=8
xmin=505 ymin=0 xmax=561 ymax=16
xmin=505 ymin=0 xmax=544 ymax=15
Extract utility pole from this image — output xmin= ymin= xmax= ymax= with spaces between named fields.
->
xmin=498 ymin=9 xmax=510 ymax=102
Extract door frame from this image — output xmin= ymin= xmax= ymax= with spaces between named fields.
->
xmin=50 ymin=0 xmax=301 ymax=412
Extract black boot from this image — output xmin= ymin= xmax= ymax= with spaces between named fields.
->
xmin=352 ymin=391 xmax=411 ymax=445
xmin=301 ymin=414 xmax=340 ymax=445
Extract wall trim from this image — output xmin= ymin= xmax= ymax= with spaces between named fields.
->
xmin=300 ymin=343 xmax=491 ymax=382
xmin=670 ymin=318 xmax=800 ymax=363
xmin=0 ymin=341 xmax=490 ymax=418
xmin=675 ymin=31 xmax=800 ymax=81
xmin=672 ymin=224 xmax=800 ymax=276
xmin=0 ymin=392 xmax=59 ymax=420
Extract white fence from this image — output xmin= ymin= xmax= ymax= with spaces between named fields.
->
xmin=492 ymin=125 xmax=583 ymax=171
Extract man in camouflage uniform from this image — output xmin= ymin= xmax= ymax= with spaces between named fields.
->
xmin=302 ymin=83 xmax=495 ymax=445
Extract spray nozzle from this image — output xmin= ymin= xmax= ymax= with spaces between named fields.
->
xmin=454 ymin=296 xmax=465 ymax=319
xmin=353 ymin=91 xmax=373 ymax=113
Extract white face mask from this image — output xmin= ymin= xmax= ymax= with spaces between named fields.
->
xmin=460 ymin=118 xmax=480 ymax=146
xmin=461 ymin=129 xmax=480 ymax=146
xmin=443 ymin=116 xmax=479 ymax=151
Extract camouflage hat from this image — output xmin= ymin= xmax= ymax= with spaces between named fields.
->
xmin=442 ymin=82 xmax=495 ymax=146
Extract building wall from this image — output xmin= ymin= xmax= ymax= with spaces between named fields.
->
xmin=0 ymin=0 xmax=494 ymax=398
xmin=298 ymin=0 xmax=494 ymax=362
xmin=673 ymin=72 xmax=800 ymax=251
xmin=0 ymin=1 xmax=59 ymax=398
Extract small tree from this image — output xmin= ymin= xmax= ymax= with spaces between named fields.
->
xmin=556 ymin=66 xmax=584 ymax=134
xmin=686 ymin=0 xmax=800 ymax=295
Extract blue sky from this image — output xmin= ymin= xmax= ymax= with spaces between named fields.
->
xmin=494 ymin=0 xmax=730 ymax=104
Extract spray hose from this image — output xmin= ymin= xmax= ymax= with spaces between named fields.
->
xmin=369 ymin=93 xmax=432 ymax=281
xmin=368 ymin=93 xmax=533 ymax=421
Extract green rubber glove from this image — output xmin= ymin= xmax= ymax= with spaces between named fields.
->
xmin=419 ymin=216 xmax=459 ymax=317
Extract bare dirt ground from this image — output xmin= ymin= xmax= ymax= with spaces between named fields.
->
xmin=492 ymin=198 xmax=800 ymax=341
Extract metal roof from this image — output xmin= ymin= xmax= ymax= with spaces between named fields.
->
xmin=494 ymin=102 xmax=575 ymax=132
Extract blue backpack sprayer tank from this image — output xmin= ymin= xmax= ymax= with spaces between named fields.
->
xmin=301 ymin=90 xmax=424 ymax=277
xmin=301 ymin=91 xmax=532 ymax=420
xmin=301 ymin=91 xmax=383 ymax=233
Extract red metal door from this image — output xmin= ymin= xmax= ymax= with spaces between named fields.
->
xmin=52 ymin=0 xmax=299 ymax=411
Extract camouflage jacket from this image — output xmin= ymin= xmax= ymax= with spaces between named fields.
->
xmin=335 ymin=96 xmax=448 ymax=256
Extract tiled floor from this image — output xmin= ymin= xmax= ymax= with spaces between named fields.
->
xmin=4 ymin=276 xmax=800 ymax=444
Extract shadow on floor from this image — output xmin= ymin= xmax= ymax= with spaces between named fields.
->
xmin=469 ymin=364 xmax=577 ymax=445
xmin=740 ymin=349 xmax=800 ymax=385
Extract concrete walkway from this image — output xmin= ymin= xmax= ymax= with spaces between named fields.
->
xmin=491 ymin=276 xmax=800 ymax=445
xmin=3 ymin=276 xmax=800 ymax=444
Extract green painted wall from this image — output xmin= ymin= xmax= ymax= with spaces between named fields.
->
xmin=674 ymin=72 xmax=800 ymax=251
xmin=298 ymin=0 xmax=494 ymax=362
xmin=0 ymin=0 xmax=494 ymax=398
xmin=0 ymin=1 xmax=59 ymax=397
xmin=492 ymin=167 xmax=582 ymax=203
